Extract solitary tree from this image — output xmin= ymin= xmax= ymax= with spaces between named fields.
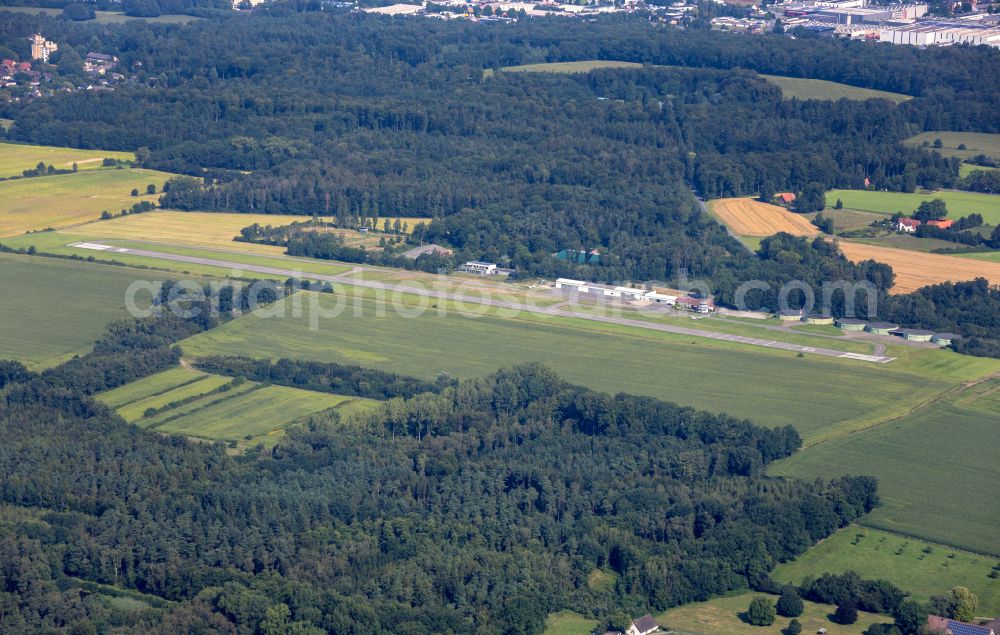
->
xmin=777 ymin=586 xmax=804 ymax=617
xmin=748 ymin=596 xmax=776 ymax=626
xmin=786 ymin=618 xmax=802 ymax=635
xmin=146 ymin=183 xmax=156 ymax=194
xmin=130 ymin=188 xmax=139 ymax=197
xmin=834 ymin=601 xmax=858 ymax=625
xmin=835 ymin=198 xmax=843 ymax=209
xmin=950 ymin=587 xmax=978 ymax=622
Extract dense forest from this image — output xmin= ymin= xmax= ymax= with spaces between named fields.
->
xmin=0 ymin=302 xmax=882 ymax=633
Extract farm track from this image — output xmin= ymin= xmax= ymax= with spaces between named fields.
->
xmin=70 ymin=242 xmax=896 ymax=365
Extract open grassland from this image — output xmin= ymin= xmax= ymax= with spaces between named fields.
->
xmin=0 ymin=119 xmax=12 ymax=131
xmin=708 ymin=197 xmax=820 ymax=237
xmin=658 ymin=592 xmax=892 ymax=635
xmin=760 ymin=75 xmax=911 ymax=103
xmin=0 ymin=231 xmax=354 ymax=280
xmin=0 ymin=253 xmax=196 ymax=368
xmin=839 ymin=240 xmax=1000 ymax=293
xmin=770 ymin=379 xmax=1000 ymax=556
xmin=93 ymin=10 xmax=202 ymax=23
xmin=99 ymin=366 xmax=373 ymax=444
xmin=176 ymin=291 xmax=960 ymax=444
xmin=541 ymin=611 xmax=599 ymax=635
xmin=826 ymin=189 xmax=1000 ymax=225
xmin=960 ymin=162 xmax=999 ymax=177
xmin=153 ymin=385 xmax=364 ymax=441
xmin=98 ymin=367 xmax=209 ymax=410
xmin=495 ymin=61 xmax=909 ymax=102
xmin=847 ymin=233 xmax=969 ymax=253
xmin=0 ymin=142 xmax=134 ymax=178
xmin=807 ymin=208 xmax=884 ymax=233
xmin=71 ymin=210 xmax=314 ymax=255
xmin=904 ymin=131 xmax=1000 ymax=161
xmin=0 ymin=168 xmax=172 ymax=236
xmin=962 ymin=250 xmax=1000 ymax=263
xmin=774 ymin=526 xmax=1000 ymax=615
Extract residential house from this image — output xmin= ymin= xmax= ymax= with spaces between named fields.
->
xmin=460 ymin=261 xmax=498 ymax=275
xmin=626 ymin=614 xmax=660 ymax=635
xmin=896 ymin=217 xmax=922 ymax=232
xmin=926 ymin=218 xmax=955 ymax=229
xmin=775 ymin=192 xmax=797 ymax=205
xmin=927 ymin=615 xmax=996 ymax=635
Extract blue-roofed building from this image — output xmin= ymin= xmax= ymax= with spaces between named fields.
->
xmin=927 ymin=615 xmax=996 ymax=635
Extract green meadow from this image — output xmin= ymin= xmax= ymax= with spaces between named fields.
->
xmin=770 ymin=379 xmax=1000 ymax=556
xmin=494 ymin=60 xmax=910 ymax=102
xmin=0 ymin=253 xmax=197 ymax=368
xmin=658 ymin=592 xmax=891 ymax=635
xmin=177 ymin=292 xmax=965 ymax=444
xmin=774 ymin=526 xmax=1000 ymax=615
xmin=904 ymin=131 xmax=1000 ymax=162
xmin=0 ymin=141 xmax=134 ymax=178
xmin=0 ymin=168 xmax=172 ymax=236
xmin=98 ymin=366 xmax=374 ymax=444
xmin=826 ymin=188 xmax=1000 ymax=225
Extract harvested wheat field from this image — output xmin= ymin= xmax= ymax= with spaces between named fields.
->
xmin=839 ymin=241 xmax=1000 ymax=293
xmin=708 ymin=197 xmax=820 ymax=237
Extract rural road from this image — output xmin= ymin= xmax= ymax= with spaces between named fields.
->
xmin=71 ymin=242 xmax=896 ymax=364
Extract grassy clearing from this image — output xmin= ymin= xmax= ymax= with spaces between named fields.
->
xmin=960 ymin=162 xmax=999 ymax=177
xmin=658 ymin=592 xmax=892 ymax=635
xmin=154 ymin=384 xmax=369 ymax=441
xmin=542 ymin=610 xmax=599 ymax=635
xmin=826 ymin=189 xmax=1000 ymax=225
xmin=0 ymin=168 xmax=173 ymax=236
xmin=587 ymin=569 xmax=618 ymax=592
xmin=761 ymin=75 xmax=911 ymax=103
xmin=176 ymin=291 xmax=956 ymax=444
xmin=846 ymin=233 xmax=967 ymax=253
xmin=117 ymin=374 xmax=233 ymax=422
xmin=97 ymin=367 xmax=208 ymax=409
xmin=0 ymin=141 xmax=134 ymax=178
xmin=0 ymin=253 xmax=200 ymax=368
xmin=495 ymin=61 xmax=910 ymax=102
xmin=808 ymin=208 xmax=884 ymax=233
xmin=93 ymin=10 xmax=202 ymax=23
xmin=0 ymin=119 xmax=14 ymax=132
xmin=770 ymin=379 xmax=1000 ymax=556
xmin=904 ymin=131 xmax=1000 ymax=162
xmin=773 ymin=526 xmax=1000 ymax=615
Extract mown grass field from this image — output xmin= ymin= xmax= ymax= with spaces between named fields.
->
xmin=773 ymin=526 xmax=1000 ymax=615
xmin=658 ymin=592 xmax=892 ymax=635
xmin=0 ymin=253 xmax=197 ymax=368
xmin=176 ymin=291 xmax=963 ymax=444
xmin=770 ymin=379 xmax=1000 ymax=556
xmin=495 ymin=61 xmax=911 ymax=102
xmin=0 ymin=141 xmax=134 ymax=178
xmin=760 ymin=75 xmax=911 ymax=103
xmin=0 ymin=6 xmax=199 ymax=22
xmin=0 ymin=168 xmax=172 ymax=236
xmin=960 ymin=162 xmax=999 ymax=177
xmin=826 ymin=189 xmax=1000 ymax=225
xmin=98 ymin=366 xmax=374 ymax=444
xmin=904 ymin=131 xmax=1000 ymax=162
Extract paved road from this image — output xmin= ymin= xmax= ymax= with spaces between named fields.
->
xmin=71 ymin=242 xmax=896 ymax=364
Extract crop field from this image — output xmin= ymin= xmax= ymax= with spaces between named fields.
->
xmin=838 ymin=240 xmax=1000 ymax=293
xmin=0 ymin=141 xmax=134 ymax=178
xmin=904 ymin=131 xmax=1000 ymax=162
xmin=98 ymin=366 xmax=373 ymax=443
xmin=826 ymin=189 xmax=1000 ymax=225
xmin=708 ymin=197 xmax=820 ymax=237
xmin=657 ymin=592 xmax=892 ymax=635
xmin=760 ymin=75 xmax=911 ymax=103
xmin=773 ymin=526 xmax=1000 ymax=615
xmin=71 ymin=211 xmax=315 ymax=254
xmin=0 ymin=253 xmax=198 ymax=368
xmin=176 ymin=291 xmax=957 ymax=444
xmin=770 ymin=379 xmax=1000 ymax=555
xmin=0 ymin=168 xmax=173 ymax=237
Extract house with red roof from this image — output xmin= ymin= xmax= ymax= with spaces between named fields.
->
xmin=926 ymin=219 xmax=955 ymax=229
xmin=896 ymin=217 xmax=922 ymax=232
